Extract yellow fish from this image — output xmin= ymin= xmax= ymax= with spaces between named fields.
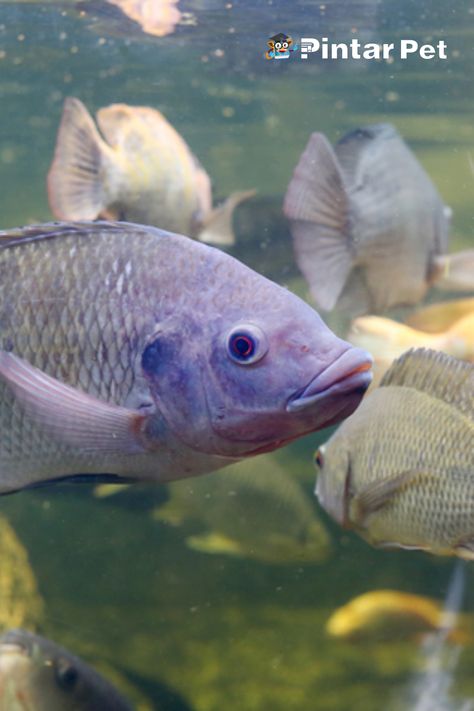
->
xmin=316 ymin=349 xmax=474 ymax=560
xmin=407 ymin=298 xmax=474 ymax=333
xmin=47 ymin=98 xmax=254 ymax=245
xmin=349 ymin=309 xmax=474 ymax=386
xmin=326 ymin=589 xmax=468 ymax=644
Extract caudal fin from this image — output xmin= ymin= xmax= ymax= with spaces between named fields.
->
xmin=198 ymin=189 xmax=256 ymax=246
xmin=47 ymin=97 xmax=115 ymax=220
xmin=432 ymin=250 xmax=474 ymax=293
xmin=283 ymin=133 xmax=354 ymax=311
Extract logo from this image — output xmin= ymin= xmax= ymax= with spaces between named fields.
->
xmin=265 ymin=33 xmax=298 ymax=60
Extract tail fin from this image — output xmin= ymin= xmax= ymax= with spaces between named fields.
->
xmin=284 ymin=133 xmax=354 ymax=311
xmin=198 ymin=189 xmax=256 ymax=246
xmin=432 ymin=250 xmax=474 ymax=293
xmin=47 ymin=97 xmax=115 ymax=220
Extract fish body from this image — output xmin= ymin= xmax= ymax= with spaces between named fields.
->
xmin=0 ymin=629 xmax=132 ymax=710
xmin=47 ymin=98 xmax=253 ymax=246
xmin=284 ymin=124 xmax=451 ymax=315
xmin=316 ymin=348 xmax=474 ymax=559
xmin=0 ymin=221 xmax=372 ymax=494
xmin=155 ymin=456 xmax=330 ymax=563
xmin=326 ymin=590 xmax=467 ymax=644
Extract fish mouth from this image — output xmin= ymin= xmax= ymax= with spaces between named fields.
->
xmin=0 ymin=631 xmax=30 ymax=658
xmin=287 ymin=347 xmax=373 ymax=414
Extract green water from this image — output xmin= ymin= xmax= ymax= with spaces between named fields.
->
xmin=0 ymin=1 xmax=474 ymax=709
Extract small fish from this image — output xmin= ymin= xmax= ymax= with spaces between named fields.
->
xmin=315 ymin=348 xmax=474 ymax=559
xmin=105 ymin=0 xmax=182 ymax=37
xmin=326 ymin=589 xmax=468 ymax=644
xmin=283 ymin=124 xmax=474 ymax=315
xmin=47 ymin=98 xmax=254 ymax=246
xmin=349 ymin=310 xmax=474 ymax=385
xmin=407 ymin=298 xmax=474 ymax=334
xmin=0 ymin=221 xmax=372 ymax=495
xmin=0 ymin=629 xmax=133 ymax=710
xmin=154 ymin=456 xmax=331 ymax=564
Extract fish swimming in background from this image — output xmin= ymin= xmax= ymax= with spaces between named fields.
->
xmin=283 ymin=124 xmax=474 ymax=315
xmin=153 ymin=456 xmax=331 ymax=564
xmin=315 ymin=348 xmax=474 ymax=559
xmin=0 ymin=629 xmax=133 ymax=710
xmin=348 ymin=309 xmax=474 ymax=386
xmin=407 ymin=298 xmax=474 ymax=334
xmin=326 ymin=589 xmax=469 ymax=644
xmin=47 ymin=98 xmax=254 ymax=246
xmin=0 ymin=220 xmax=372 ymax=495
xmin=105 ymin=0 xmax=182 ymax=37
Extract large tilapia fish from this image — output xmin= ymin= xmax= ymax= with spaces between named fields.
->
xmin=316 ymin=348 xmax=474 ymax=560
xmin=47 ymin=98 xmax=254 ymax=246
xmin=0 ymin=221 xmax=372 ymax=495
xmin=284 ymin=124 xmax=474 ymax=315
xmin=0 ymin=629 xmax=132 ymax=710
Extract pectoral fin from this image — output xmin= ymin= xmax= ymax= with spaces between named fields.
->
xmin=353 ymin=470 xmax=427 ymax=525
xmin=432 ymin=250 xmax=474 ymax=292
xmin=0 ymin=351 xmax=148 ymax=455
xmin=186 ymin=532 xmax=243 ymax=556
xmin=198 ymin=190 xmax=256 ymax=246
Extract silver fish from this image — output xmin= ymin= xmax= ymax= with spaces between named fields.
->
xmin=0 ymin=221 xmax=373 ymax=494
xmin=284 ymin=124 xmax=474 ymax=315
xmin=0 ymin=629 xmax=132 ymax=710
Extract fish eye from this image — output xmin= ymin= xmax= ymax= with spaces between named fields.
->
xmin=314 ymin=448 xmax=324 ymax=468
xmin=55 ymin=658 xmax=79 ymax=691
xmin=282 ymin=42 xmax=288 ymax=48
xmin=275 ymin=42 xmax=281 ymax=49
xmin=226 ymin=324 xmax=268 ymax=366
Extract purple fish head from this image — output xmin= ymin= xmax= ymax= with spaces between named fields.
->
xmin=141 ymin=251 xmax=373 ymax=459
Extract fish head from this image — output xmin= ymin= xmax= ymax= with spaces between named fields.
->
xmin=0 ymin=629 xmax=77 ymax=710
xmin=0 ymin=629 xmax=126 ymax=711
xmin=141 ymin=262 xmax=373 ymax=459
xmin=314 ymin=435 xmax=353 ymax=527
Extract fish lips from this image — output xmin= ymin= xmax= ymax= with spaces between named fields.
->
xmin=287 ymin=347 xmax=373 ymax=421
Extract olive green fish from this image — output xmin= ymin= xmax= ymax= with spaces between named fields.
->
xmin=154 ymin=456 xmax=331 ymax=563
xmin=315 ymin=348 xmax=474 ymax=559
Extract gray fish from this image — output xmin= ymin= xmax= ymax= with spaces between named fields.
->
xmin=0 ymin=221 xmax=373 ymax=494
xmin=284 ymin=124 xmax=474 ymax=315
xmin=315 ymin=348 xmax=474 ymax=559
xmin=0 ymin=629 xmax=132 ymax=710
xmin=154 ymin=456 xmax=331 ymax=564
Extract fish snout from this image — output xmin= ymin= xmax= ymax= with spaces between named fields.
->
xmin=315 ymin=472 xmax=346 ymax=527
xmin=287 ymin=347 xmax=373 ymax=415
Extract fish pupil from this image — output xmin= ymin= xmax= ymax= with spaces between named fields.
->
xmin=230 ymin=334 xmax=255 ymax=359
xmin=141 ymin=338 xmax=163 ymax=374
xmin=55 ymin=659 xmax=78 ymax=691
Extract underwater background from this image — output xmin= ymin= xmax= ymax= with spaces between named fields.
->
xmin=0 ymin=1 xmax=474 ymax=709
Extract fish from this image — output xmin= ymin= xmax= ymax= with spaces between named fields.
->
xmin=315 ymin=348 xmax=474 ymax=559
xmin=0 ymin=515 xmax=43 ymax=632
xmin=283 ymin=123 xmax=474 ymax=315
xmin=47 ymin=98 xmax=254 ymax=246
xmin=407 ymin=298 xmax=474 ymax=334
xmin=326 ymin=589 xmax=469 ymax=644
xmin=0 ymin=629 xmax=133 ymax=710
xmin=0 ymin=220 xmax=373 ymax=495
xmin=349 ymin=310 xmax=474 ymax=386
xmin=105 ymin=0 xmax=182 ymax=37
xmin=154 ymin=456 xmax=331 ymax=563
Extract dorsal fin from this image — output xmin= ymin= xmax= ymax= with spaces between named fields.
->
xmin=380 ymin=348 xmax=474 ymax=419
xmin=0 ymin=220 xmax=152 ymax=249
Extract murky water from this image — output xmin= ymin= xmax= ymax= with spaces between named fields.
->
xmin=0 ymin=1 xmax=474 ymax=709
